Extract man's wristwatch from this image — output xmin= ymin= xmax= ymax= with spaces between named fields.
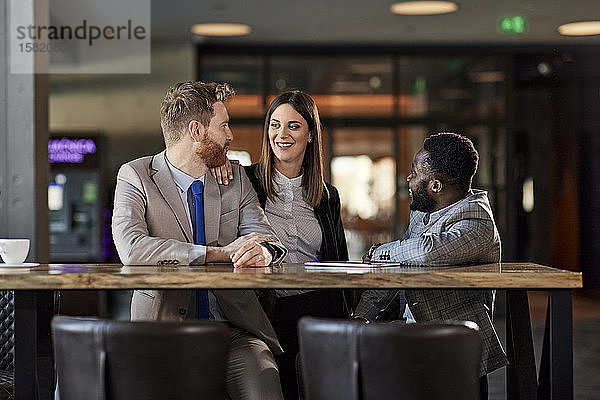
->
xmin=260 ymin=241 xmax=287 ymax=265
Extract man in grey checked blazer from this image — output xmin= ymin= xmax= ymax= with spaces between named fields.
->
xmin=353 ymin=133 xmax=507 ymax=398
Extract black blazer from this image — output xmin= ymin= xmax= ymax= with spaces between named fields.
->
xmin=244 ymin=164 xmax=349 ymax=262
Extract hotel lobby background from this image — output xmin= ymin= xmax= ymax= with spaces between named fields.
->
xmin=2 ymin=1 xmax=600 ymax=398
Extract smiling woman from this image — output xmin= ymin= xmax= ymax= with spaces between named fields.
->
xmin=256 ymin=91 xmax=325 ymax=208
xmin=268 ymin=103 xmax=312 ymax=178
xmin=242 ymin=91 xmax=349 ymax=399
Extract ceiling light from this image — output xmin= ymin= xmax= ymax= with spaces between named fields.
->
xmin=558 ymin=21 xmax=600 ymax=36
xmin=191 ymin=23 xmax=252 ymax=37
xmin=390 ymin=1 xmax=458 ymax=16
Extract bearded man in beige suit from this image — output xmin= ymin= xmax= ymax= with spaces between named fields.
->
xmin=112 ymin=81 xmax=287 ymax=400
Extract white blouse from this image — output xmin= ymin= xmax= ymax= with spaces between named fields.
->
xmin=265 ymin=168 xmax=322 ymax=297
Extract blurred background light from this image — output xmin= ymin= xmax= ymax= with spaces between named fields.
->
xmin=191 ymin=23 xmax=252 ymax=37
xmin=558 ymin=21 xmax=600 ymax=36
xmin=390 ymin=1 xmax=458 ymax=15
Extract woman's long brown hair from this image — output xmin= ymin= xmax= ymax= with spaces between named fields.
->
xmin=257 ymin=90 xmax=327 ymax=207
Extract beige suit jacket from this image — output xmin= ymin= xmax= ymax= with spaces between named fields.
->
xmin=112 ymin=150 xmax=283 ymax=354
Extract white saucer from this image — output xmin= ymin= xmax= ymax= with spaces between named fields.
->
xmin=0 ymin=262 xmax=40 ymax=268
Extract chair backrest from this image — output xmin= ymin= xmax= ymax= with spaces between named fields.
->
xmin=0 ymin=290 xmax=14 ymax=371
xmin=52 ymin=316 xmax=230 ymax=400
xmin=359 ymin=321 xmax=482 ymax=400
xmin=298 ymin=318 xmax=363 ymax=400
xmin=298 ymin=317 xmax=482 ymax=400
xmin=0 ymin=290 xmax=14 ymax=400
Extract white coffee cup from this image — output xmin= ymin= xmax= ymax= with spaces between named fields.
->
xmin=0 ymin=239 xmax=30 ymax=264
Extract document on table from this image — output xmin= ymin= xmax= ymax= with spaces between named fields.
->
xmin=304 ymin=261 xmax=425 ymax=273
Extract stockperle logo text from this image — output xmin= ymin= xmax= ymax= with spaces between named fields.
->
xmin=16 ymin=19 xmax=146 ymax=46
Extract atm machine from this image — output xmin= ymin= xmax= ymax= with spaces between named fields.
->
xmin=48 ymin=135 xmax=112 ymax=316
xmin=48 ymin=136 xmax=103 ymax=262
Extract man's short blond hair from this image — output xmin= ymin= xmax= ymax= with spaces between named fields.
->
xmin=160 ymin=81 xmax=235 ymax=147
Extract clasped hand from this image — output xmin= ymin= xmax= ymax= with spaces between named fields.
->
xmin=223 ymin=232 xmax=274 ymax=268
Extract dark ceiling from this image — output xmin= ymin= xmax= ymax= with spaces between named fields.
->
xmin=151 ymin=0 xmax=600 ymax=45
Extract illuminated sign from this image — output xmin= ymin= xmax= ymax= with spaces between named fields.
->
xmin=499 ymin=16 xmax=527 ymax=34
xmin=48 ymin=137 xmax=97 ymax=164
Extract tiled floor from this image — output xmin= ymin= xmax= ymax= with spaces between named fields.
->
xmin=489 ymin=290 xmax=600 ymax=399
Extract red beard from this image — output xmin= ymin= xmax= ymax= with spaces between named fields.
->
xmin=198 ymin=134 xmax=228 ymax=168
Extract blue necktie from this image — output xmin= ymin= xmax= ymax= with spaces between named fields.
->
xmin=191 ymin=181 xmax=209 ymax=319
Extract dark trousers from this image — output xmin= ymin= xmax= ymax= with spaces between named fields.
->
xmin=272 ymin=290 xmax=346 ymax=400
xmin=480 ymin=375 xmax=488 ymax=400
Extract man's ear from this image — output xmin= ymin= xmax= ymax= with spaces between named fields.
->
xmin=188 ymin=120 xmax=205 ymax=142
xmin=430 ymin=179 xmax=443 ymax=193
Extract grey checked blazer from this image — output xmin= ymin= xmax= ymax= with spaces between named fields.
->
xmin=354 ymin=189 xmax=508 ymax=376
xmin=112 ymin=150 xmax=283 ymax=355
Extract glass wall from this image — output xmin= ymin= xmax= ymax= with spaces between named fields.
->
xmin=199 ymin=49 xmax=507 ymax=260
xmin=398 ymin=56 xmax=505 ymax=119
xmin=331 ymin=127 xmax=395 ymax=257
xmin=270 ymin=56 xmax=394 ymax=117
xmin=201 ymin=55 xmax=265 ymax=118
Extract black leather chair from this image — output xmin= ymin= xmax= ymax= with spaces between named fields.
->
xmin=52 ymin=316 xmax=230 ymax=400
xmin=298 ymin=318 xmax=482 ymax=400
xmin=0 ymin=291 xmax=14 ymax=400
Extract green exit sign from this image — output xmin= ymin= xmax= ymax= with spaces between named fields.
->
xmin=499 ymin=16 xmax=527 ymax=34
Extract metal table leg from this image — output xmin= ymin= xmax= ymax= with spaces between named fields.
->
xmin=14 ymin=290 xmax=54 ymax=400
xmin=506 ymin=289 xmax=537 ymax=400
xmin=538 ymin=289 xmax=573 ymax=400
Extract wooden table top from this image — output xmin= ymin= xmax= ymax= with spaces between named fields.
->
xmin=0 ymin=262 xmax=582 ymax=290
